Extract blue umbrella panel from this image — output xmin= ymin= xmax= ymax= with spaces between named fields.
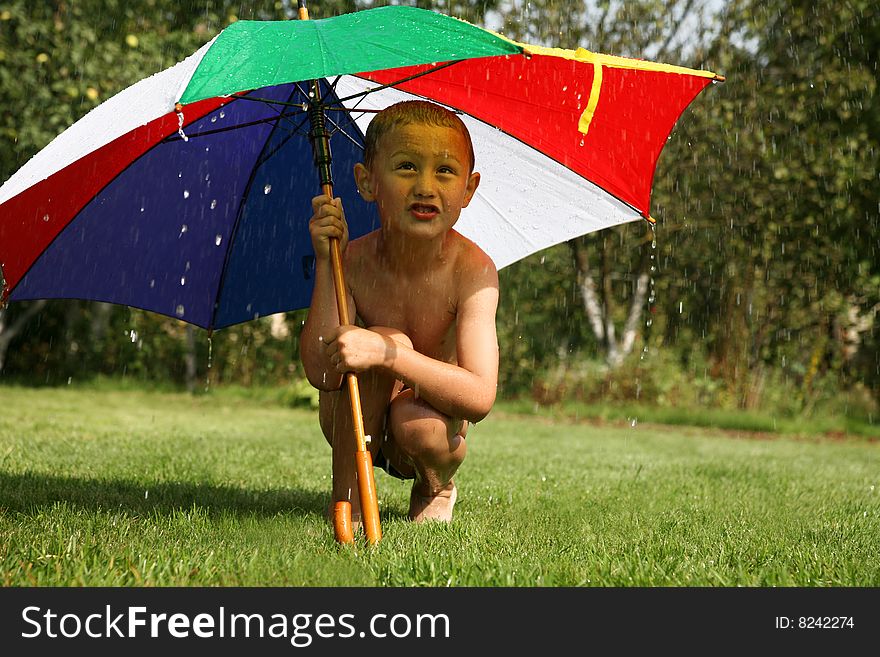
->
xmin=11 ymin=79 xmax=379 ymax=330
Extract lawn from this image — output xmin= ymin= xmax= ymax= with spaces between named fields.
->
xmin=1 ymin=385 xmax=878 ymax=586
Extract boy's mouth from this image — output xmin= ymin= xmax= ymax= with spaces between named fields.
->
xmin=408 ymin=203 xmax=440 ymax=221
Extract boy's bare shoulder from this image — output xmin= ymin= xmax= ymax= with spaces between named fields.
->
xmin=451 ymin=231 xmax=498 ymax=283
xmin=342 ymin=230 xmax=379 ymax=271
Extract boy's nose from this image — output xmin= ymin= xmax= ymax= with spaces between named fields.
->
xmin=413 ymin=174 xmax=437 ymax=196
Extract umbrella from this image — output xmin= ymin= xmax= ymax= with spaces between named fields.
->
xmin=0 ymin=4 xmax=723 ymax=542
xmin=0 ymin=5 xmax=722 ymax=326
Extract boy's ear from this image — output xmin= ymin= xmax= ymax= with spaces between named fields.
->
xmin=353 ymin=163 xmax=375 ymax=201
xmin=461 ymin=171 xmax=481 ymax=208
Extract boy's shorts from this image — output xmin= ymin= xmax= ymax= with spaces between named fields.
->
xmin=373 ymin=449 xmax=411 ymax=481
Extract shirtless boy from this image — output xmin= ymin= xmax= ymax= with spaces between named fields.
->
xmin=300 ymin=100 xmax=499 ymax=527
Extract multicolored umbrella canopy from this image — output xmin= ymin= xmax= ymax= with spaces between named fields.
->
xmin=0 ymin=5 xmax=721 ymax=330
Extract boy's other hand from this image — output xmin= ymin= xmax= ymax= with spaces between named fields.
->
xmin=309 ymin=195 xmax=349 ymax=260
xmin=324 ymin=326 xmax=395 ymax=373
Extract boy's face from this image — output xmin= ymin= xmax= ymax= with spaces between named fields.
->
xmin=354 ymin=122 xmax=480 ymax=242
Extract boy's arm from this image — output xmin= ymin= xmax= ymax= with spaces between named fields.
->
xmin=300 ymin=195 xmax=355 ymax=392
xmin=423 ymin=258 xmax=499 ymax=421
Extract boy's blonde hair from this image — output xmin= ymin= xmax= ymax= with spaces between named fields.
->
xmin=362 ymin=100 xmax=475 ymax=173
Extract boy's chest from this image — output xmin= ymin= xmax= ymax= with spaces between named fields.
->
xmin=351 ymin=275 xmax=458 ymax=360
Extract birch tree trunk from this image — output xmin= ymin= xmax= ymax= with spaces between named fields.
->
xmin=569 ymin=232 xmax=651 ymax=368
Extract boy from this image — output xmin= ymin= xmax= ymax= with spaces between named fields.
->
xmin=300 ymin=100 xmax=499 ymax=527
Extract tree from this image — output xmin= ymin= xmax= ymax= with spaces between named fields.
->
xmin=654 ymin=0 xmax=879 ymax=407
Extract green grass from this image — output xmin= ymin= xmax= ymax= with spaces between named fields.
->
xmin=1 ymin=384 xmax=878 ymax=586
xmin=498 ymin=398 xmax=880 ymax=440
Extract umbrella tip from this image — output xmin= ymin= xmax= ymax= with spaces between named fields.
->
xmin=644 ymin=215 xmax=657 ymax=225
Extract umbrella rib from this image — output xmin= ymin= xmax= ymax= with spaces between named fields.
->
xmin=253 ymin=115 xmax=310 ymax=169
xmin=325 ymin=113 xmax=364 ymax=151
xmin=336 ymin=60 xmax=463 ymax=104
xmin=209 ymin=85 xmax=304 ymax=330
xmin=162 ymin=110 xmax=306 ymax=143
xmin=230 ymin=93 xmax=307 ymax=110
xmin=232 ymin=87 xmax=318 ymax=137
xmin=318 ymin=78 xmax=384 ymax=151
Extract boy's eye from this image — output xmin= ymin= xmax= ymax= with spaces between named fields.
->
xmin=438 ymin=166 xmax=456 ymax=175
xmin=396 ymin=161 xmax=416 ymax=171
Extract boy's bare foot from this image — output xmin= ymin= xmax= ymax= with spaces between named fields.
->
xmin=408 ymin=481 xmax=457 ymax=523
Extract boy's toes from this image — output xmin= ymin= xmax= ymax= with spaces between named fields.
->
xmin=408 ymin=481 xmax=457 ymax=523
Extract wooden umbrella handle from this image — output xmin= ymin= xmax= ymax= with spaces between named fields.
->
xmin=328 ymin=228 xmax=382 ymax=546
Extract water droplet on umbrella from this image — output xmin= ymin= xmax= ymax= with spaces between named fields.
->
xmin=210 ymin=199 xmax=217 ymax=209
xmin=211 ymin=115 xmax=218 ymax=123
xmin=140 ymin=206 xmax=145 ymax=213
xmin=219 ymin=111 xmax=225 ymax=118
xmin=178 ymin=172 xmax=182 ymax=178
xmin=149 ymin=279 xmax=155 ymax=288
xmin=176 ymin=109 xmax=189 ymax=142
xmin=180 ymin=224 xmax=188 ymax=234
xmin=180 ymin=276 xmax=186 ymax=285
xmin=183 ymin=190 xmax=190 ymax=199
xmin=175 ymin=304 xmax=185 ymax=316
xmin=43 ymin=214 xmax=49 ymax=222
xmin=264 ymin=184 xmax=272 ymax=194
xmin=215 ymin=234 xmax=223 ymax=246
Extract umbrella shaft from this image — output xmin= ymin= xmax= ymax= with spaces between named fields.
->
xmin=308 ymin=99 xmax=334 ymax=189
xmin=298 ymin=2 xmax=380 ymax=543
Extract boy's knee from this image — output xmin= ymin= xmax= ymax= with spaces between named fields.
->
xmin=390 ymin=392 xmax=465 ymax=459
